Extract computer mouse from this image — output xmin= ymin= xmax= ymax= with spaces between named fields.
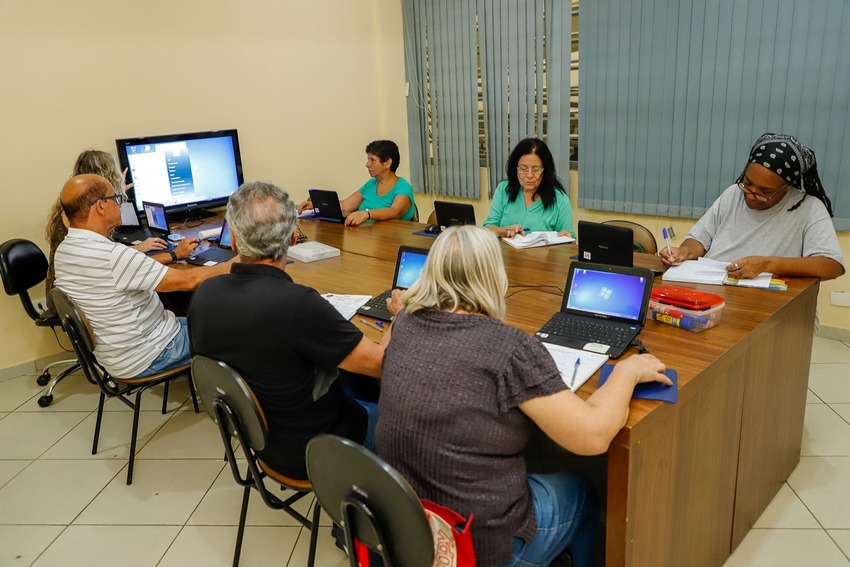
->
xmin=425 ymin=224 xmax=442 ymax=234
xmin=167 ymin=233 xmax=184 ymax=242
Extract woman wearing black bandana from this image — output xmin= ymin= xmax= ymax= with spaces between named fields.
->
xmin=660 ymin=133 xmax=844 ymax=280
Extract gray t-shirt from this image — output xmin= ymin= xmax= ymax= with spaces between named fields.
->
xmin=376 ymin=309 xmax=568 ymax=565
xmin=687 ymin=184 xmax=844 ymax=270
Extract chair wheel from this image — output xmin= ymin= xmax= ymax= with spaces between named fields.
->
xmin=38 ymin=394 xmax=53 ymax=407
xmin=37 ymin=373 xmax=51 ymax=386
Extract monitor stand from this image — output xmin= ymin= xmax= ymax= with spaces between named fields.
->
xmin=168 ymin=209 xmax=217 ymax=224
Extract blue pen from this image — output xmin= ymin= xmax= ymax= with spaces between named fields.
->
xmin=570 ymin=358 xmax=581 ymax=389
xmin=375 ymin=320 xmax=385 ymax=328
xmin=523 ymin=227 xmax=531 ymax=232
xmin=662 ymin=228 xmax=673 ymax=258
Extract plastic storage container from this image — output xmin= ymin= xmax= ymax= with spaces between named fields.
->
xmin=648 ymin=299 xmax=725 ymax=332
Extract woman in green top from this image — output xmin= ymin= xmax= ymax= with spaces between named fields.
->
xmin=484 ymin=138 xmax=573 ymax=238
xmin=298 ymin=140 xmax=416 ymax=226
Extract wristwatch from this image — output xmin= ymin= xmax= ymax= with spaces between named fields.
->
xmin=168 ymin=250 xmax=178 ymax=263
xmin=365 ymin=208 xmax=371 ymax=219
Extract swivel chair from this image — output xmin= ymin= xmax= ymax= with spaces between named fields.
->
xmin=306 ymin=434 xmax=434 ymax=567
xmin=0 ymin=238 xmax=81 ymax=406
xmin=191 ymin=355 xmax=320 ymax=567
xmin=51 ymin=287 xmax=198 ymax=485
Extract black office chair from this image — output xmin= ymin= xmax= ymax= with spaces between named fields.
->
xmin=0 ymin=238 xmax=81 ymax=407
xmin=601 ymin=220 xmax=659 ymax=254
xmin=306 ymin=434 xmax=434 ymax=567
xmin=191 ymin=355 xmax=320 ymax=567
xmin=51 ymin=287 xmax=198 ymax=485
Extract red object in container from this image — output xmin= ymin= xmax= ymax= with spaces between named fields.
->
xmin=650 ymin=285 xmax=724 ymax=311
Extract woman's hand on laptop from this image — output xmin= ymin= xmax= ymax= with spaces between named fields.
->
xmin=297 ymin=200 xmax=314 ymax=214
xmin=387 ymin=289 xmax=405 ymax=317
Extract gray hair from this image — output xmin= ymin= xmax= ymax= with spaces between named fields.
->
xmin=403 ymin=225 xmax=508 ymax=319
xmin=226 ymin=181 xmax=297 ymax=262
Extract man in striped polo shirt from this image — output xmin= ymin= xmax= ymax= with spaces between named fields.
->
xmin=54 ymin=174 xmax=234 ymax=378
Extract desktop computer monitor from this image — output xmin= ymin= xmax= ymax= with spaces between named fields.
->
xmin=115 ymin=129 xmax=244 ymax=218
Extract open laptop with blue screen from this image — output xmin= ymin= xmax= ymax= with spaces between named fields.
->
xmin=356 ymin=245 xmax=429 ymax=321
xmin=535 ymin=261 xmax=654 ymax=358
xmin=187 ymin=219 xmax=238 ymax=265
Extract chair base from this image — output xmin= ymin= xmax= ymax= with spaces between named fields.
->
xmin=37 ymin=360 xmax=82 ymax=407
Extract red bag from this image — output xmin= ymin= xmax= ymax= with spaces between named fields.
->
xmin=354 ymin=499 xmax=476 ymax=567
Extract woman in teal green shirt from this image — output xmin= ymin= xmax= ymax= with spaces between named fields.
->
xmin=298 ymin=140 xmax=416 ymax=226
xmin=484 ymin=138 xmax=573 ymax=238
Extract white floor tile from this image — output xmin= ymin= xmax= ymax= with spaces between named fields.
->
xmin=188 ymin=462 xmax=316 ymax=527
xmin=159 ymin=525 xmax=301 ymax=567
xmin=829 ymin=530 xmax=850 ymax=560
xmin=136 ymin=406 xmax=222 ymax=459
xmin=74 ymin=459 xmax=224 ymax=525
xmin=0 ymin=459 xmax=122 ymax=524
xmin=807 ymin=389 xmax=824 ymax=404
xmin=32 ymin=525 xmax=181 ymax=567
xmin=753 ymin=483 xmax=820 ymax=529
xmin=40 ymin=407 xmax=174 ymax=460
xmin=802 ymin=405 xmax=850 ymax=456
xmin=811 ymin=337 xmax=850 ymax=364
xmin=16 ymin=373 xmax=99 ymax=412
xmin=832 ymin=404 xmax=850 ymax=426
xmin=287 ymin=525 xmax=349 ymax=567
xmin=0 ymin=411 xmax=89 ymax=459
xmin=0 ymin=459 xmax=31 ymax=489
xmin=788 ymin=457 xmax=850 ymax=528
xmin=809 ymin=363 xmax=850 ymax=403
xmin=0 ymin=373 xmax=41 ymax=411
xmin=0 ymin=525 xmax=64 ymax=566
xmin=723 ymin=528 xmax=850 ymax=567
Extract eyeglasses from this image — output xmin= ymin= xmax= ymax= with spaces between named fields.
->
xmin=88 ymin=193 xmax=127 ymax=207
xmin=736 ymin=181 xmax=786 ymax=203
xmin=517 ymin=166 xmax=544 ymax=176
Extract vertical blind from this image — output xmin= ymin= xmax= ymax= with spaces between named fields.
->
xmin=579 ymin=0 xmax=850 ymax=230
xmin=402 ymin=0 xmax=572 ymax=199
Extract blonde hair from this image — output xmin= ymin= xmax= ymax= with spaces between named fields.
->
xmin=403 ymin=225 xmax=508 ymax=319
xmin=72 ymin=149 xmax=125 ymax=193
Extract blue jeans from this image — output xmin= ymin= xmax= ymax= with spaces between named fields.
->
xmin=356 ymin=399 xmax=378 ymax=452
xmin=495 ymin=472 xmax=599 ymax=567
xmin=134 ymin=317 xmax=192 ymax=378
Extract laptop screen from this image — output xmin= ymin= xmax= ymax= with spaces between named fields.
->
xmin=219 ymin=220 xmax=233 ymax=248
xmin=393 ymin=248 xmax=429 ymax=289
xmin=565 ymin=266 xmax=649 ymax=322
xmin=143 ymin=202 xmax=169 ymax=232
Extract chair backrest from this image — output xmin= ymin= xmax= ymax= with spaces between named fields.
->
xmin=426 ymin=210 xmax=437 ymax=225
xmin=191 ymin=355 xmax=268 ymax=453
xmin=306 ymin=434 xmax=434 ymax=567
xmin=50 ymin=287 xmax=116 ymax=387
xmin=411 ymin=203 xmax=420 ymax=222
xmin=0 ymin=239 xmax=49 ymax=321
xmin=601 ymin=220 xmax=658 ymax=254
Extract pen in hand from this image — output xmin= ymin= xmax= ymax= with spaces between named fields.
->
xmin=570 ymin=358 xmax=581 ymax=389
xmin=358 ymin=318 xmax=385 ymax=332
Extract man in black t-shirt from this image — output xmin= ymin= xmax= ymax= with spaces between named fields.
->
xmin=188 ymin=181 xmax=393 ymax=479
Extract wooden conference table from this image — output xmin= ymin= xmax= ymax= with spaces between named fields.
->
xmin=191 ymin=217 xmax=818 ymax=567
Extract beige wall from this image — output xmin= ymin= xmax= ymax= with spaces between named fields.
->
xmin=0 ymin=0 xmax=409 ymax=370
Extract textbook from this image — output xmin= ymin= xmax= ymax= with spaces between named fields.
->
xmin=288 ymin=241 xmax=340 ymax=263
xmin=662 ymin=257 xmax=774 ymax=288
xmin=502 ymin=231 xmax=575 ymax=249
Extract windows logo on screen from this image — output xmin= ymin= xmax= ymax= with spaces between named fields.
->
xmin=599 ymin=287 xmax=613 ymax=300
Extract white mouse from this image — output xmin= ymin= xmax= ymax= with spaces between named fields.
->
xmin=167 ymin=233 xmax=185 ymax=242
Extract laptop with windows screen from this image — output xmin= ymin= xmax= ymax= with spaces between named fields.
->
xmin=434 ymin=201 xmax=476 ymax=230
xmin=305 ymin=189 xmax=346 ymax=223
xmin=187 ymin=220 xmax=238 ymax=265
xmin=356 ymin=245 xmax=430 ymax=321
xmin=535 ymin=261 xmax=654 ymax=359
xmin=577 ymin=221 xmax=634 ymax=267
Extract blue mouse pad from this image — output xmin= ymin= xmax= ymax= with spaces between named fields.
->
xmin=597 ymin=364 xmax=678 ymax=403
xmin=413 ymin=230 xmax=439 ymax=238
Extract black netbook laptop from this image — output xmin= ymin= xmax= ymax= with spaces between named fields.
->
xmin=535 ymin=261 xmax=654 ymax=358
xmin=577 ymin=221 xmax=634 ymax=267
xmin=113 ymin=201 xmax=175 ymax=251
xmin=304 ymin=189 xmax=346 ymax=223
xmin=434 ymin=201 xmax=476 ymax=230
xmin=356 ymin=246 xmax=429 ymax=321
xmin=187 ymin=219 xmax=238 ymax=265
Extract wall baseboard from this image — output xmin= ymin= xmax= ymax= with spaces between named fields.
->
xmin=817 ymin=326 xmax=850 ymax=343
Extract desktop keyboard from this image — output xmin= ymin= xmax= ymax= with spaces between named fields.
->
xmin=539 ymin=313 xmax=635 ymax=346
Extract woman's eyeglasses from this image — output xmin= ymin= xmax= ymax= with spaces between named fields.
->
xmin=736 ymin=181 xmax=786 ymax=203
xmin=517 ymin=166 xmax=544 ymax=176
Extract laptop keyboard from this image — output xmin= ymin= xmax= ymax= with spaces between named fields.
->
xmin=539 ymin=313 xmax=635 ymax=346
xmin=190 ymin=247 xmax=234 ymax=264
xmin=363 ymin=289 xmax=393 ymax=309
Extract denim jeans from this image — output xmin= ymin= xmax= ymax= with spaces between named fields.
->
xmin=494 ymin=472 xmax=599 ymax=567
xmin=134 ymin=317 xmax=192 ymax=378
xmin=356 ymin=399 xmax=378 ymax=452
